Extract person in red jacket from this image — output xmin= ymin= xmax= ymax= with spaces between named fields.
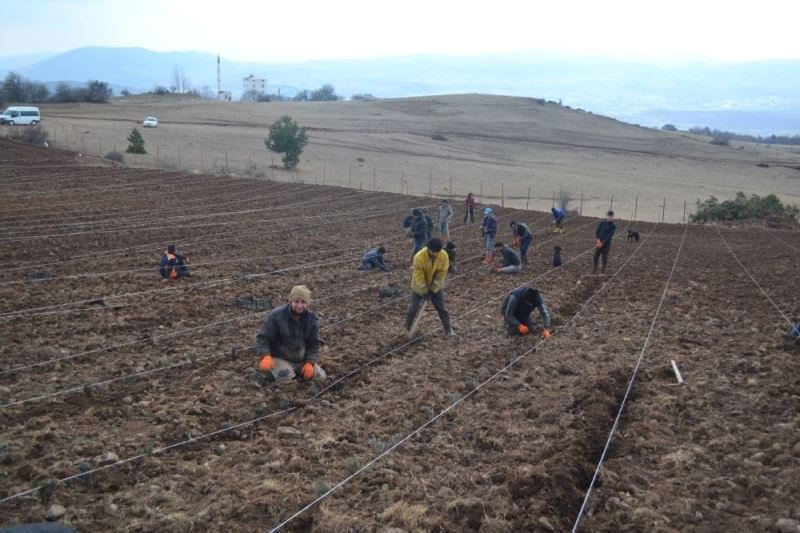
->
xmin=463 ymin=192 xmax=475 ymax=224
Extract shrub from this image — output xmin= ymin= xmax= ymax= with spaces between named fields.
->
xmin=126 ymin=128 xmax=146 ymax=154
xmin=691 ymin=192 xmax=799 ymax=223
xmin=710 ymin=132 xmax=730 ymax=146
xmin=661 ymin=124 xmax=678 ymax=131
xmin=8 ymin=124 xmax=49 ymax=145
xmin=265 ymin=115 xmax=307 ymax=169
xmin=310 ymin=84 xmax=339 ymax=101
xmin=104 ymin=150 xmax=125 ymax=163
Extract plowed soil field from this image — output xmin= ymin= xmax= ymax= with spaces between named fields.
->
xmin=1 ymin=138 xmax=798 ymax=532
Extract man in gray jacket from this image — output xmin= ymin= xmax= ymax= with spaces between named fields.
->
xmin=436 ymin=199 xmax=454 ymax=241
xmin=256 ymin=285 xmax=326 ymax=383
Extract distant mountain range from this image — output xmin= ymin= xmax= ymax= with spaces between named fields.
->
xmin=2 ymin=47 xmax=800 ymax=135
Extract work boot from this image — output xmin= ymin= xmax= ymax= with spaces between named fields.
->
xmin=592 ymin=264 xmax=598 ymax=275
xmin=483 ymin=255 xmax=493 ymax=264
xmin=601 ymin=264 xmax=606 ymax=274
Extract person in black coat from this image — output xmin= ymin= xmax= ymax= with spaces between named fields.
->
xmin=593 ymin=211 xmax=616 ymax=274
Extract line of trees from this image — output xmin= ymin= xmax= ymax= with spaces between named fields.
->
xmin=664 ymin=123 xmax=800 ymax=146
xmin=1 ymin=72 xmax=112 ymax=104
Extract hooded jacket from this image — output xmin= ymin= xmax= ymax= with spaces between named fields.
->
xmin=501 ymin=287 xmax=551 ymax=328
xmin=500 ymin=245 xmax=521 ymax=267
xmin=482 ymin=214 xmax=498 ymax=237
xmin=411 ymin=247 xmax=449 ymax=295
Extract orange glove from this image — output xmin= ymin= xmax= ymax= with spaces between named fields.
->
xmin=300 ymin=362 xmax=314 ymax=380
xmin=494 ymin=267 xmax=502 ymax=273
xmin=595 ymin=239 xmax=603 ymax=249
xmin=258 ymin=354 xmax=274 ymax=371
xmin=512 ymin=238 xmax=520 ymax=247
xmin=518 ymin=324 xmax=529 ymax=335
xmin=543 ymin=328 xmax=552 ymax=339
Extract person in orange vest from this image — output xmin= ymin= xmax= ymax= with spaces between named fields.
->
xmin=159 ymin=243 xmax=189 ymax=282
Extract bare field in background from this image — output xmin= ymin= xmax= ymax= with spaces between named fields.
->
xmin=18 ymin=93 xmax=800 ymax=222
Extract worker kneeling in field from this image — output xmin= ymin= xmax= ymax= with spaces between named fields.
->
xmin=159 ymin=243 xmax=190 ymax=282
xmin=404 ymin=238 xmax=455 ymax=338
xmin=358 ymin=246 xmax=389 ymax=272
xmin=501 ymin=287 xmax=552 ymax=339
xmin=256 ymin=285 xmax=326 ymax=383
xmin=782 ymin=322 xmax=800 ymax=343
xmin=493 ymin=241 xmax=522 ymax=274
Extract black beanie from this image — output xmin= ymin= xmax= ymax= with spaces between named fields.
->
xmin=427 ymin=238 xmax=443 ymax=252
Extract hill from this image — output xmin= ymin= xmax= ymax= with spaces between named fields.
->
xmin=36 ymin=93 xmax=800 ymax=223
xmin=4 ymin=47 xmax=800 ymax=134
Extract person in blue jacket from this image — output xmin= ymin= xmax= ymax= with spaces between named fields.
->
xmin=510 ymin=220 xmax=533 ymax=264
xmin=481 ymin=207 xmax=498 ymax=264
xmin=551 ymin=207 xmax=566 ymax=234
xmin=358 ymin=246 xmax=388 ymax=272
xmin=593 ymin=210 xmax=616 ymax=274
xmin=408 ymin=208 xmax=428 ymax=258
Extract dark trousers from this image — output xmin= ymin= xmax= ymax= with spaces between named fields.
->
xmin=506 ymin=315 xmax=535 ymax=336
xmin=464 ymin=206 xmax=474 ymax=224
xmin=405 ymin=290 xmax=451 ymax=332
xmin=593 ymin=245 xmax=610 ymax=266
xmin=519 ymin=234 xmax=532 ymax=263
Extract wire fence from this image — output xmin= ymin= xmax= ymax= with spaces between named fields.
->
xmin=2 ymin=123 xmax=697 ymax=225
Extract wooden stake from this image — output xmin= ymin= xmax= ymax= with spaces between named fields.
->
xmin=348 ymin=164 xmax=352 ymax=187
xmin=156 ymin=144 xmax=160 ymax=168
xmin=579 ymin=192 xmax=584 ymax=216
xmin=323 ymin=162 xmax=326 ymax=185
xmin=683 ymin=199 xmax=687 ymax=224
xmin=178 ymin=146 xmax=181 ymax=168
xmin=501 ymin=183 xmax=505 ymax=208
xmin=428 ymin=173 xmax=432 ymax=198
xmin=609 ymin=194 xmax=614 ymax=211
xmin=526 ymin=186 xmax=531 ymax=210
xmin=633 ymin=195 xmax=638 ymax=222
xmin=662 ymin=197 xmax=666 ymax=222
xmin=552 ymin=190 xmax=556 ymax=208
xmin=401 ymin=168 xmax=404 ymax=194
xmin=449 ymin=176 xmax=453 ymax=200
xmin=671 ymin=360 xmax=684 ymax=385
xmin=480 ymin=180 xmax=483 ymax=204
xmin=373 ymin=167 xmax=376 ymax=191
xmin=200 ymin=145 xmax=204 ymax=172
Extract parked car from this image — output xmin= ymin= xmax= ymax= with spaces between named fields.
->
xmin=142 ymin=116 xmax=158 ymax=128
xmin=0 ymin=106 xmax=41 ymax=125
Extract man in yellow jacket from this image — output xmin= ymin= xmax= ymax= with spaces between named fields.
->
xmin=404 ymin=238 xmax=455 ymax=338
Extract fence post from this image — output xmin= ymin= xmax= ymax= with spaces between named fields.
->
xmin=552 ymin=190 xmax=556 ymax=208
xmin=526 ymin=186 xmax=531 ymax=210
xmin=683 ymin=199 xmax=687 ymax=223
xmin=662 ymin=198 xmax=666 ymax=222
xmin=373 ymin=167 xmax=376 ymax=191
xmin=98 ymin=139 xmax=102 ymax=156
xmin=225 ymin=151 xmax=229 ymax=173
xmin=579 ymin=192 xmax=584 ymax=216
xmin=501 ymin=183 xmax=505 ymax=208
xmin=81 ymin=134 xmax=86 ymax=154
xmin=200 ymin=145 xmax=204 ymax=172
xmin=157 ymin=144 xmax=160 ymax=168
xmin=449 ymin=176 xmax=453 ymax=200
xmin=323 ymin=162 xmax=326 ymax=185
xmin=178 ymin=146 xmax=181 ymax=168
xmin=633 ymin=195 xmax=638 ymax=222
xmin=480 ymin=180 xmax=483 ymax=204
xmin=401 ymin=168 xmax=404 ymax=194
xmin=349 ymin=164 xmax=352 ymax=187
xmin=609 ymin=194 xmax=614 ymax=211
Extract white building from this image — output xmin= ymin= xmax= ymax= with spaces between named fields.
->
xmin=242 ymin=75 xmax=267 ymax=95
xmin=218 ymin=90 xmax=232 ymax=101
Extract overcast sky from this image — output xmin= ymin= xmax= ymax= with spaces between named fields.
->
xmin=2 ymin=0 xmax=799 ymax=63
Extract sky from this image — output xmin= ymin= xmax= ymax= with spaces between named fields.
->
xmin=2 ymin=0 xmax=800 ymax=63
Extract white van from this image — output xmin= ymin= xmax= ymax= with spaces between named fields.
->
xmin=0 ymin=106 xmax=41 ymax=125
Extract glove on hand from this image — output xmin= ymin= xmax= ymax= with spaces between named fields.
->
xmin=258 ymin=354 xmax=274 ymax=371
xmin=518 ymin=324 xmax=530 ymax=335
xmin=300 ymin=362 xmax=314 ymax=380
xmin=543 ymin=328 xmax=552 ymax=339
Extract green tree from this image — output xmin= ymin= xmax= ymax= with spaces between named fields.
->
xmin=265 ymin=115 xmax=308 ymax=169
xmin=126 ymin=128 xmax=146 ymax=154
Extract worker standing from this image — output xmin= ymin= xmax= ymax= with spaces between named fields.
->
xmin=404 ymin=238 xmax=455 ymax=338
